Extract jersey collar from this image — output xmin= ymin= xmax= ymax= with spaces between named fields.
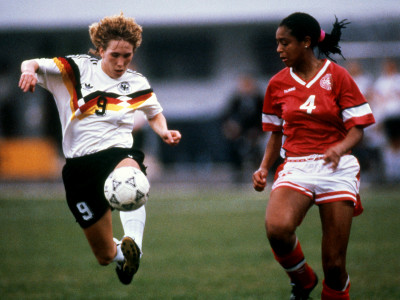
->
xmin=290 ymin=59 xmax=331 ymax=88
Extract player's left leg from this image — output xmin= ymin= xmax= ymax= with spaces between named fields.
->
xmin=113 ymin=157 xmax=147 ymax=284
xmin=115 ymin=207 xmax=145 ymax=284
xmin=319 ymin=201 xmax=354 ymax=300
xmin=114 ymin=157 xmax=146 ymax=251
xmin=115 ymin=157 xmax=141 ymax=169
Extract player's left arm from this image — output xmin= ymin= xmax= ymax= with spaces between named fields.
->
xmin=148 ymin=112 xmax=181 ymax=146
xmin=323 ymin=125 xmax=364 ymax=170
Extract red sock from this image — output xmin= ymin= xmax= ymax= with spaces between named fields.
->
xmin=321 ymin=279 xmax=350 ymax=300
xmin=273 ymin=240 xmax=317 ymax=289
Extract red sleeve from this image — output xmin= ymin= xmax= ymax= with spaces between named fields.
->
xmin=262 ymin=79 xmax=283 ymax=132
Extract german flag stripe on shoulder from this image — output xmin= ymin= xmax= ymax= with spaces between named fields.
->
xmin=53 ymin=56 xmax=82 ymax=114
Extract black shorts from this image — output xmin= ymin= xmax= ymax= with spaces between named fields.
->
xmin=62 ymin=147 xmax=146 ymax=229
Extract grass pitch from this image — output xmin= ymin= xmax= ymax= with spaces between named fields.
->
xmin=0 ymin=183 xmax=399 ymax=299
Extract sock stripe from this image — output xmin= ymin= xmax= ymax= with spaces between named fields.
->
xmin=273 ymin=239 xmax=317 ymax=289
xmin=342 ymin=275 xmax=350 ymax=292
xmin=284 ymin=258 xmax=306 ymax=272
xmin=273 ymin=239 xmax=305 ymax=269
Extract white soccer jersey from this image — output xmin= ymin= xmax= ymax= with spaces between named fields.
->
xmin=35 ymin=55 xmax=163 ymax=158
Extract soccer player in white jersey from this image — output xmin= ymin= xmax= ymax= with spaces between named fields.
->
xmin=252 ymin=13 xmax=375 ymax=300
xmin=18 ymin=13 xmax=181 ymax=285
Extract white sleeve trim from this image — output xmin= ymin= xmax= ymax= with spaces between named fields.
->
xmin=262 ymin=113 xmax=282 ymax=126
xmin=342 ymin=103 xmax=373 ymax=122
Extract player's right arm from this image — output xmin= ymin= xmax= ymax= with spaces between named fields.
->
xmin=253 ymin=131 xmax=282 ymax=192
xmin=19 ymin=59 xmax=39 ymax=93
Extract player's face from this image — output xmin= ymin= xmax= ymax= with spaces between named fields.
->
xmin=276 ymin=26 xmax=307 ymax=68
xmin=99 ymin=40 xmax=134 ymax=79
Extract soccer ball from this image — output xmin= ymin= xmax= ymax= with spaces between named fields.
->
xmin=104 ymin=167 xmax=150 ymax=211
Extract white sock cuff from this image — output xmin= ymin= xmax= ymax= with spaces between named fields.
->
xmin=112 ymin=239 xmax=124 ymax=262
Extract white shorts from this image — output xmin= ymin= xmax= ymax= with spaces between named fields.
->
xmin=272 ymin=154 xmax=363 ymax=215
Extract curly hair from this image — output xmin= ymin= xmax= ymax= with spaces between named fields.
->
xmin=280 ymin=12 xmax=350 ymax=62
xmin=88 ymin=13 xmax=143 ymax=56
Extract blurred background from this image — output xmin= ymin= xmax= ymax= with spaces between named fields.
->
xmin=1 ymin=0 xmax=400 ymax=189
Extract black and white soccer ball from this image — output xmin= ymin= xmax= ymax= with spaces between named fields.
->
xmin=104 ymin=167 xmax=150 ymax=211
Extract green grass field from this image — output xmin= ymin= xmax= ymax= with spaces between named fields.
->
xmin=0 ymin=184 xmax=399 ymax=299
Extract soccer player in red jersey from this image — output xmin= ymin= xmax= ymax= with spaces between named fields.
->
xmin=253 ymin=12 xmax=375 ymax=300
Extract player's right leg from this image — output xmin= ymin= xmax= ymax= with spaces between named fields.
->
xmin=62 ymin=151 xmax=119 ymax=266
xmin=265 ymin=187 xmax=318 ymax=299
xmin=82 ymin=208 xmax=116 ymax=265
xmin=80 ymin=207 xmax=141 ymax=285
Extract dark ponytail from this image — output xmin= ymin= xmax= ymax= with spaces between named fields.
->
xmin=318 ymin=17 xmax=350 ymax=61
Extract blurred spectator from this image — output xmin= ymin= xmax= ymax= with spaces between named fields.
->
xmin=373 ymin=59 xmax=400 ymax=182
xmin=373 ymin=58 xmax=400 ymax=121
xmin=221 ymin=74 xmax=265 ymax=181
xmin=346 ymin=60 xmax=373 ymax=100
xmin=346 ymin=60 xmax=382 ymax=181
xmin=382 ymin=117 xmax=400 ymax=183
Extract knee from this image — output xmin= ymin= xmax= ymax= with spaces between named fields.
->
xmin=265 ymin=218 xmax=296 ymax=242
xmin=265 ymin=218 xmax=298 ymax=254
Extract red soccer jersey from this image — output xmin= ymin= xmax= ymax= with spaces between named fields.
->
xmin=262 ymin=59 xmax=375 ymax=157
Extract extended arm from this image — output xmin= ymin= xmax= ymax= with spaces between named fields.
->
xmin=19 ymin=59 xmax=39 ymax=93
xmin=148 ymin=112 xmax=181 ymax=146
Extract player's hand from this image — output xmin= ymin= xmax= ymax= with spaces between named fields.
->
xmin=253 ymin=168 xmax=268 ymax=192
xmin=162 ymin=130 xmax=181 ymax=146
xmin=323 ymin=144 xmax=344 ymax=170
xmin=19 ymin=71 xmax=37 ymax=93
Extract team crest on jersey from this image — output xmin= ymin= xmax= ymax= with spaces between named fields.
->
xmin=320 ymin=74 xmax=332 ymax=90
xmin=118 ymin=81 xmax=131 ymax=93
